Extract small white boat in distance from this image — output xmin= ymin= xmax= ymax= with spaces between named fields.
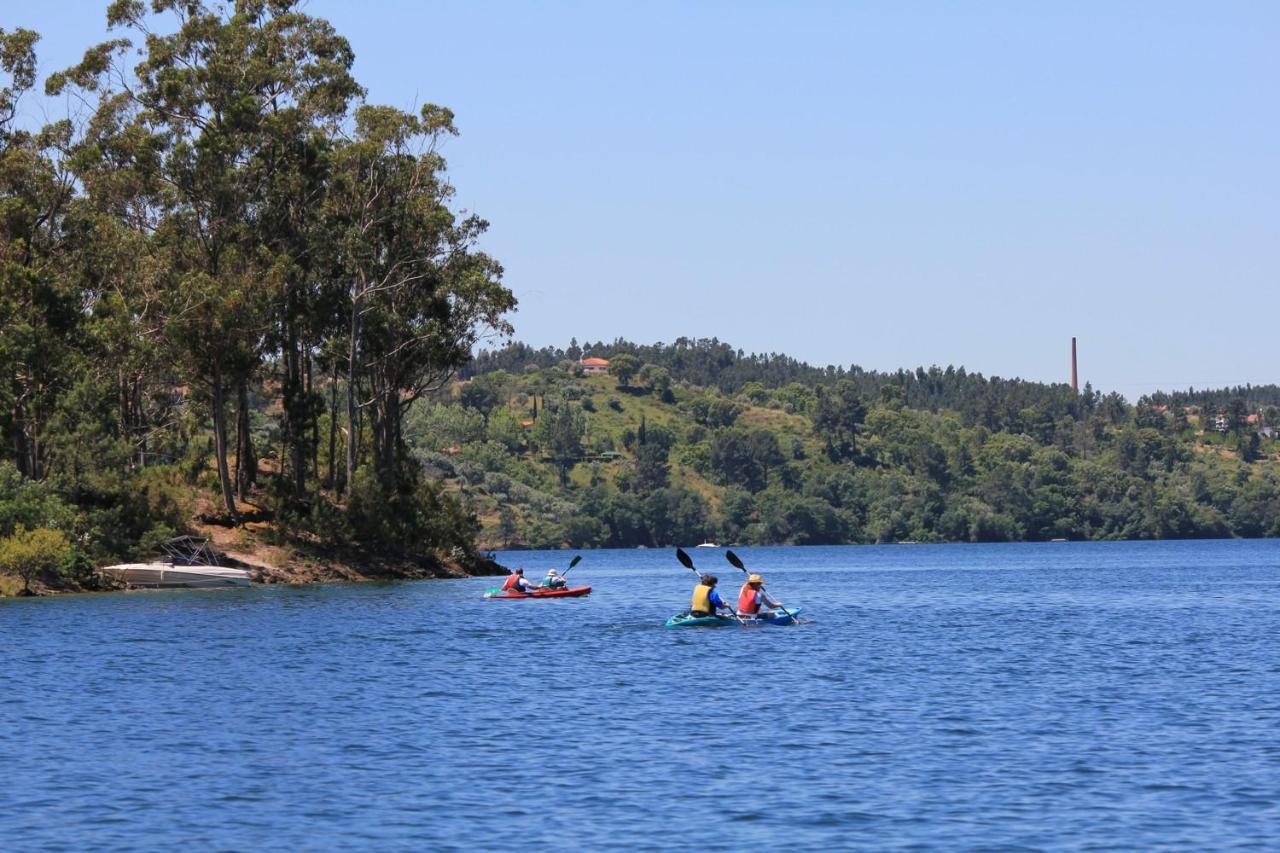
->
xmin=694 ymin=542 xmax=719 ymax=548
xmin=99 ymin=536 xmax=252 ymax=589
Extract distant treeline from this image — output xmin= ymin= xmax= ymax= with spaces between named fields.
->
xmin=472 ymin=338 xmax=1280 ymax=423
xmin=472 ymin=337 xmax=1126 ymax=431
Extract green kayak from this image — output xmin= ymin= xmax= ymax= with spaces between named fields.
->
xmin=664 ymin=607 xmax=803 ymax=628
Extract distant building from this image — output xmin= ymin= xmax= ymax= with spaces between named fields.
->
xmin=580 ymin=356 xmax=610 ymax=375
xmin=1214 ymin=412 xmax=1265 ymax=432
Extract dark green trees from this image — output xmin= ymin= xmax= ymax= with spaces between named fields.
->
xmin=0 ymin=3 xmax=516 ymax=570
xmin=813 ymin=380 xmax=865 ymax=462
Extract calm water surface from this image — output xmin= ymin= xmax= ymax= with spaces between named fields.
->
xmin=4 ymin=540 xmax=1280 ymax=850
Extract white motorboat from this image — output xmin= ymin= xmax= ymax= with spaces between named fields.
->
xmin=99 ymin=537 xmax=252 ymax=589
xmin=694 ymin=542 xmax=719 ymax=548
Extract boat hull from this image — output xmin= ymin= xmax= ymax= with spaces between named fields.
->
xmin=664 ymin=607 xmax=802 ymax=628
xmin=483 ymin=585 xmax=592 ymax=599
xmin=99 ymin=563 xmax=252 ymax=589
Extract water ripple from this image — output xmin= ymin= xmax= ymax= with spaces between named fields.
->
xmin=2 ymin=540 xmax=1280 ymax=849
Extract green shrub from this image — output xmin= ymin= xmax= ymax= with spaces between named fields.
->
xmin=0 ymin=526 xmax=73 ymax=595
xmin=347 ymin=469 xmax=480 ymax=558
xmin=0 ymin=462 xmax=75 ymax=537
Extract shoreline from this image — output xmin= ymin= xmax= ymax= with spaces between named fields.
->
xmin=4 ymin=521 xmax=509 ymax=598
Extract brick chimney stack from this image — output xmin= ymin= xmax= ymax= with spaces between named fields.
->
xmin=1071 ymin=337 xmax=1078 ymax=392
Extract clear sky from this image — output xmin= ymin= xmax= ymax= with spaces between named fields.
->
xmin=11 ymin=1 xmax=1279 ymax=398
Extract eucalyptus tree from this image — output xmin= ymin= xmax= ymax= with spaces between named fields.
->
xmin=51 ymin=0 xmax=360 ymax=516
xmin=327 ymin=104 xmax=514 ymax=492
xmin=1 ymin=29 xmax=81 ymax=481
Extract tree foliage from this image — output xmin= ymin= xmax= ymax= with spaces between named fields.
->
xmin=0 ymin=4 xmax=515 ymax=584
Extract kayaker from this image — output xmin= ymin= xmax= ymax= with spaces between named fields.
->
xmin=541 ymin=569 xmax=567 ymax=590
xmin=689 ymin=574 xmax=732 ymax=618
xmin=501 ymin=568 xmax=539 ymax=594
xmin=737 ymin=573 xmax=784 ymax=617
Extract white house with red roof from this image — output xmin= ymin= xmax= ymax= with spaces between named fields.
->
xmin=580 ymin=356 xmax=610 ymax=375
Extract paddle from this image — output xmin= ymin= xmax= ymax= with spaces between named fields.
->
xmin=725 ymin=549 xmax=803 ymax=625
xmin=675 ymin=548 xmax=742 ymax=624
xmin=561 ymin=555 xmax=583 ymax=577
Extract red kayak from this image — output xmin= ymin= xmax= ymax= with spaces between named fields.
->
xmin=483 ymin=585 xmax=592 ymax=599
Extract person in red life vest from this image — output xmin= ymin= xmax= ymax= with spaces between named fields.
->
xmin=500 ymin=568 xmax=539 ymax=594
xmin=737 ymin=573 xmax=784 ymax=617
xmin=689 ymin=574 xmax=732 ymax=617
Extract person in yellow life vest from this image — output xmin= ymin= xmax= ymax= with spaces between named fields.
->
xmin=690 ymin=574 xmax=732 ymax=617
xmin=737 ymin=573 xmax=784 ymax=617
xmin=500 ymin=568 xmax=539 ymax=594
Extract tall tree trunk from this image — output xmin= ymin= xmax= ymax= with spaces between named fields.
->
xmin=211 ymin=364 xmax=238 ymax=520
xmin=344 ymin=302 xmax=362 ymax=496
xmin=387 ymin=393 xmax=398 ymax=489
xmin=29 ymin=400 xmax=40 ymax=481
xmin=235 ymin=377 xmax=254 ymax=501
xmin=119 ymin=371 xmax=131 ymax=470
xmin=325 ymin=358 xmax=339 ymax=489
xmin=132 ymin=374 xmax=145 ymax=469
xmin=379 ymin=392 xmax=394 ymax=489
xmin=284 ymin=316 xmax=306 ymax=499
xmin=234 ymin=390 xmax=242 ymax=497
xmin=307 ymin=347 xmax=319 ymax=482
xmin=13 ymin=403 xmax=30 ymax=478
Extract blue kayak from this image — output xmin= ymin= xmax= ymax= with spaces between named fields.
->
xmin=664 ymin=607 xmax=803 ymax=628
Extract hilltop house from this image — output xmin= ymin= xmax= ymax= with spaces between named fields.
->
xmin=1213 ymin=412 xmax=1265 ymax=433
xmin=580 ymin=356 xmax=610 ymax=375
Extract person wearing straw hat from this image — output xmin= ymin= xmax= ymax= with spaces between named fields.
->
xmin=540 ymin=568 xmax=567 ymax=590
xmin=737 ymin=573 xmax=784 ymax=618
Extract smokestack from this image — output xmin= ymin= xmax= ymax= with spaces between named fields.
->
xmin=1071 ymin=337 xmax=1078 ymax=392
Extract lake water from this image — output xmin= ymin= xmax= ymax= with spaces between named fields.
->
xmin=3 ymin=540 xmax=1280 ymax=850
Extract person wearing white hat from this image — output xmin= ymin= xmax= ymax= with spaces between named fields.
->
xmin=737 ymin=573 xmax=784 ymax=617
xmin=540 ymin=568 xmax=567 ymax=590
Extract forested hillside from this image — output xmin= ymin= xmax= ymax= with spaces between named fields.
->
xmin=432 ymin=340 xmax=1280 ymax=549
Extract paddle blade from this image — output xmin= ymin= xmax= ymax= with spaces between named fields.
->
xmin=568 ymin=555 xmax=582 ymax=570
xmin=675 ymin=547 xmax=694 ymax=571
xmin=725 ymin=550 xmax=746 ymax=571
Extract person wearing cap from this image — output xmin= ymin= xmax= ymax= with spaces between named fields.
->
xmin=540 ymin=568 xmax=567 ymax=590
xmin=500 ymin=568 xmax=539 ymax=594
xmin=737 ymin=573 xmax=784 ymax=617
xmin=689 ymin=574 xmax=732 ymax=618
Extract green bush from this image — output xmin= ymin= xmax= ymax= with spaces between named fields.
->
xmin=347 ymin=469 xmax=480 ymax=558
xmin=0 ymin=526 xmax=74 ymax=595
xmin=0 ymin=462 xmax=75 ymax=537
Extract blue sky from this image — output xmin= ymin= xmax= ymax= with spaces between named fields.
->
xmin=11 ymin=1 xmax=1279 ymax=398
